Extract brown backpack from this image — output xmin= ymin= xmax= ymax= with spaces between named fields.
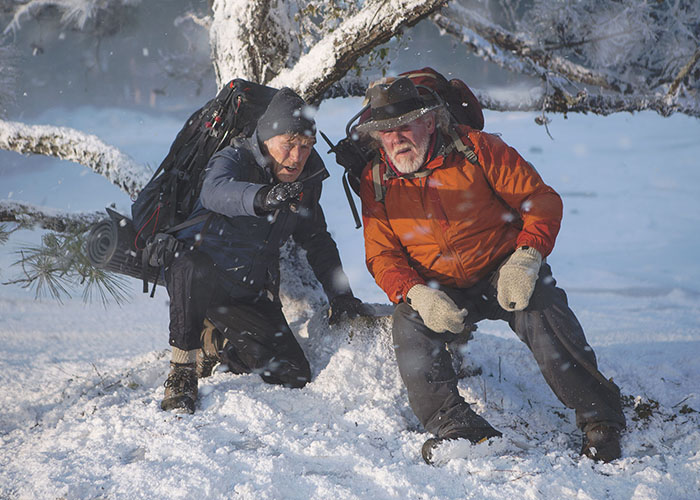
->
xmin=398 ymin=67 xmax=483 ymax=131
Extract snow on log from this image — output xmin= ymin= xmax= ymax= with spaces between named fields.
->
xmin=0 ymin=200 xmax=104 ymax=233
xmin=0 ymin=119 xmax=151 ymax=197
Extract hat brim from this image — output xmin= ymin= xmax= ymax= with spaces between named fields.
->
xmin=354 ymin=104 xmax=441 ymax=134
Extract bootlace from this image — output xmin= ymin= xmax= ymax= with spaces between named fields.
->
xmin=164 ymin=366 xmax=196 ymax=390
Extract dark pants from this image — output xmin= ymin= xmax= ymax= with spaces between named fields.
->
xmin=165 ymin=251 xmax=311 ymax=388
xmin=392 ymin=263 xmax=626 ymax=437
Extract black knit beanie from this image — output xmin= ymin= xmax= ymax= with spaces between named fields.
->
xmin=256 ymin=87 xmax=317 ymax=142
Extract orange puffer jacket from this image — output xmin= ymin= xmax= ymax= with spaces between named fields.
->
xmin=360 ymin=126 xmax=563 ymax=304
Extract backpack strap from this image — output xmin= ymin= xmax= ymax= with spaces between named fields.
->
xmin=371 ymin=158 xmax=385 ymax=202
xmin=446 ymin=127 xmax=481 ymax=167
xmin=164 ymin=213 xmax=213 ymax=235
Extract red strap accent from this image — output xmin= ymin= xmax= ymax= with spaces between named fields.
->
xmin=134 ymin=205 xmax=160 ymax=250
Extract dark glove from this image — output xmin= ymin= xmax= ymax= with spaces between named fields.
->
xmin=254 ymin=182 xmax=303 ymax=215
xmin=328 ymin=137 xmax=369 ymax=174
xmin=328 ymin=294 xmax=374 ymax=325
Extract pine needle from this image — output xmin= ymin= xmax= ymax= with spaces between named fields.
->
xmin=5 ymin=228 xmax=132 ymax=306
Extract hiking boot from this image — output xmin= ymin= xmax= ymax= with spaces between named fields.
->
xmin=161 ymin=362 xmax=198 ymax=414
xmin=581 ymin=423 xmax=622 ymax=463
xmin=221 ymin=343 xmax=250 ymax=375
xmin=196 ymin=318 xmax=226 ymax=379
xmin=423 ymin=409 xmax=502 ymax=465
xmin=446 ymin=423 xmax=502 ymax=444
xmin=422 ymin=425 xmax=502 ymax=465
xmin=438 ymin=404 xmax=502 ymax=443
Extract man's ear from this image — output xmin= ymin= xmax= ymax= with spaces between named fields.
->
xmin=425 ymin=112 xmax=436 ymax=134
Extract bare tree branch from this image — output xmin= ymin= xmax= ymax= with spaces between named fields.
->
xmin=0 ymin=200 xmax=105 ymax=233
xmin=271 ymin=0 xmax=449 ymax=102
xmin=0 ymin=119 xmax=151 ymax=197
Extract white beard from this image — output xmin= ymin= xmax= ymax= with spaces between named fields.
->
xmin=387 ymin=135 xmax=430 ymax=174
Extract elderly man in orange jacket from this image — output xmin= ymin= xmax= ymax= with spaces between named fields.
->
xmin=355 ymin=76 xmax=625 ymax=464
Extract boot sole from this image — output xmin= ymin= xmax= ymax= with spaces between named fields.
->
xmin=160 ymin=395 xmax=196 ymax=414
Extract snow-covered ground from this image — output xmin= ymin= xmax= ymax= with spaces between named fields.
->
xmin=1 ymin=104 xmax=699 ymax=499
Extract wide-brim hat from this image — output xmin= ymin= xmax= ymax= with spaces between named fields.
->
xmin=354 ymin=77 xmax=440 ymax=134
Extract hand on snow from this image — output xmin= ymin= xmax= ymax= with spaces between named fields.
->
xmin=328 ymin=295 xmax=374 ymax=325
xmin=496 ymin=246 xmax=542 ymax=312
xmin=254 ymin=182 xmax=303 ymax=214
xmin=406 ymin=284 xmax=467 ymax=334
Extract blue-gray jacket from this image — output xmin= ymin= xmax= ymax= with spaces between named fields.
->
xmin=176 ymin=131 xmax=353 ymax=301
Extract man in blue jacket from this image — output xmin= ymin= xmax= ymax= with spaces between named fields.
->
xmin=161 ymin=88 xmax=369 ymax=414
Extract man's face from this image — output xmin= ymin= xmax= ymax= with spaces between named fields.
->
xmin=376 ymin=113 xmax=435 ymax=174
xmin=264 ymin=133 xmax=316 ymax=182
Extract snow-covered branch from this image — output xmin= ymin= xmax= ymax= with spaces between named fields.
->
xmin=209 ymin=0 xmax=447 ymax=101
xmin=432 ymin=8 xmax=621 ymax=91
xmin=432 ymin=6 xmax=700 ymax=118
xmin=0 ymin=200 xmax=104 ymax=233
xmin=272 ymin=0 xmax=448 ymax=102
xmin=472 ymin=82 xmax=700 ymax=118
xmin=0 ymin=120 xmax=151 ymax=197
xmin=537 ymin=87 xmax=699 ymax=118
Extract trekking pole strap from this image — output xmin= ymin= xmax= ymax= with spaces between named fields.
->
xmin=342 ymin=171 xmax=362 ymax=229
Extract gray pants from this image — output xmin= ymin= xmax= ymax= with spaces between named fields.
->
xmin=392 ymin=263 xmax=626 ymax=437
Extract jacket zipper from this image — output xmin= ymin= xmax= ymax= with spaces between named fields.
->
xmin=422 ymin=176 xmax=469 ymax=283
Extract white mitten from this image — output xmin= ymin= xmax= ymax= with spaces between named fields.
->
xmin=406 ymin=284 xmax=467 ymax=333
xmin=496 ymin=246 xmax=542 ymax=312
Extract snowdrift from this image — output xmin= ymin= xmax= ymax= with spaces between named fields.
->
xmin=1 ymin=266 xmax=698 ymax=499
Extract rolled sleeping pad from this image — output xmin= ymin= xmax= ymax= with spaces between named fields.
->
xmin=86 ymin=208 xmax=163 ymax=285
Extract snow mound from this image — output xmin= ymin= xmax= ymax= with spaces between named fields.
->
xmin=1 ymin=291 xmax=698 ymax=499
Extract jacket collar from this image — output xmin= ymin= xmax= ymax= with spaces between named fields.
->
xmin=248 ymin=129 xmax=271 ymax=171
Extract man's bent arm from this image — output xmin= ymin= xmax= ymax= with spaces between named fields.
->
xmin=200 ymin=148 xmax=264 ymax=218
xmin=360 ymin=168 xmax=425 ymax=303
xmin=471 ymin=131 xmax=563 ymax=256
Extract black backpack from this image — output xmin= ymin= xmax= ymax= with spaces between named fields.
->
xmin=131 ymin=79 xmax=278 ymax=247
xmin=86 ymin=79 xmax=279 ymax=295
